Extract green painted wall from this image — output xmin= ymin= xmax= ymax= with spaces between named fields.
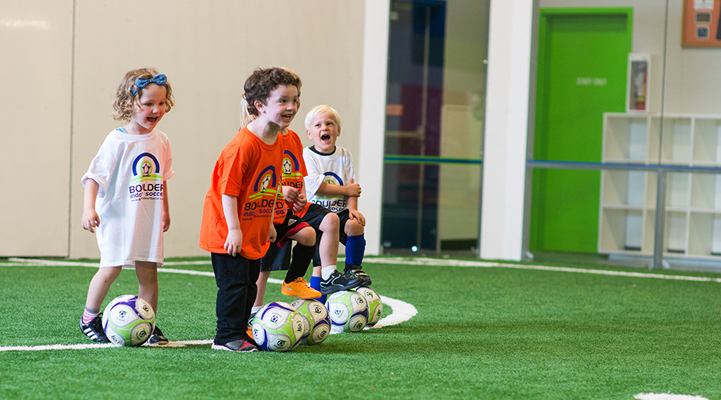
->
xmin=530 ymin=8 xmax=633 ymax=253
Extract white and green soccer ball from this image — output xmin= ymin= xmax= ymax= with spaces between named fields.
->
xmin=290 ymin=299 xmax=331 ymax=345
xmin=353 ymin=287 xmax=383 ymax=326
xmin=102 ymin=295 xmax=155 ymax=347
xmin=250 ymin=302 xmax=305 ymax=351
xmin=326 ymin=290 xmax=369 ymax=333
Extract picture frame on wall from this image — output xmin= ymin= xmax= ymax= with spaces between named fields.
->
xmin=682 ymin=0 xmax=721 ymax=47
xmin=626 ymin=53 xmax=649 ymax=113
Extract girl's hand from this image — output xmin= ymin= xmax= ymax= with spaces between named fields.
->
xmin=345 ymin=178 xmax=361 ymax=197
xmin=163 ymin=213 xmax=171 ymax=232
xmin=349 ymin=209 xmax=366 ymax=227
xmin=81 ymin=209 xmax=100 ymax=233
xmin=224 ymin=228 xmax=242 ymax=256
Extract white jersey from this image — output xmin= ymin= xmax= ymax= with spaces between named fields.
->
xmin=81 ymin=128 xmax=173 ymax=267
xmin=303 ymin=145 xmax=355 ymax=213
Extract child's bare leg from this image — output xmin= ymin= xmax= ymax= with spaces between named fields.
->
xmin=135 ymin=261 xmax=159 ymax=313
xmin=345 ymin=218 xmax=365 ymax=237
xmin=315 ymin=213 xmax=340 ymax=277
xmin=254 ymin=271 xmax=271 ymax=307
xmin=85 ymin=266 xmax=122 ymax=312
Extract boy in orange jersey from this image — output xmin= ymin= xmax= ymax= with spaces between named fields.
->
xmin=200 ymin=67 xmax=306 ymax=352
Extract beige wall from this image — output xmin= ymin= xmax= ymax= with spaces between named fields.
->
xmin=2 ymin=0 xmax=366 ymax=258
xmin=0 ymin=1 xmax=73 ymax=256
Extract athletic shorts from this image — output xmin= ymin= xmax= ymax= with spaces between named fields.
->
xmin=260 ymin=211 xmax=310 ymax=272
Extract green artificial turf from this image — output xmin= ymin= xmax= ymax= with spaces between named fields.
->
xmin=1 ymin=257 xmax=720 ymax=399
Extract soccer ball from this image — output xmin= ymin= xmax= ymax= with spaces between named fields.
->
xmin=354 ymin=287 xmax=383 ymax=326
xmin=290 ymin=299 xmax=331 ymax=345
xmin=250 ymin=302 xmax=305 ymax=352
xmin=326 ymin=290 xmax=369 ymax=333
xmin=102 ymin=295 xmax=155 ymax=347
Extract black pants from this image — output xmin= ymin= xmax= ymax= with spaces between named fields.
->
xmin=211 ymin=253 xmax=260 ymax=345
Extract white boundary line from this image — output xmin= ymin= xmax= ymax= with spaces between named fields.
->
xmin=365 ymin=257 xmax=721 ymax=283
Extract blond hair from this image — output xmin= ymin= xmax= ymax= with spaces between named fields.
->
xmin=304 ymin=105 xmax=341 ymax=131
xmin=112 ymin=68 xmax=175 ymax=121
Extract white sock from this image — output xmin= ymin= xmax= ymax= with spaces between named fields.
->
xmin=251 ymin=306 xmax=262 ymax=315
xmin=321 ymin=265 xmax=336 ymax=280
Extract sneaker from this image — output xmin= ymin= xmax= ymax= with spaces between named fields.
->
xmin=345 ymin=268 xmax=372 ymax=286
xmin=212 ymin=339 xmax=258 ymax=352
xmin=319 ymin=270 xmax=362 ymax=295
xmin=79 ymin=314 xmax=110 ymax=343
xmin=146 ymin=326 xmax=169 ymax=345
xmin=281 ymin=277 xmax=322 ymax=299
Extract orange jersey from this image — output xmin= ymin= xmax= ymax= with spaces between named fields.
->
xmin=199 ymin=127 xmax=283 ymax=259
xmin=280 ymin=129 xmax=310 ymax=218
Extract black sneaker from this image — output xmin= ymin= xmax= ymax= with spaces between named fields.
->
xmin=79 ymin=314 xmax=110 ymax=343
xmin=146 ymin=326 xmax=169 ymax=345
xmin=320 ymin=270 xmax=362 ymax=295
xmin=345 ymin=268 xmax=372 ymax=286
xmin=211 ymin=339 xmax=258 ymax=352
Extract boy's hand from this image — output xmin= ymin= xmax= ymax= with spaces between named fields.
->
xmin=282 ymin=186 xmax=299 ymax=203
xmin=345 ymin=178 xmax=362 ymax=197
xmin=268 ymin=224 xmax=277 ymax=243
xmin=81 ymin=209 xmax=100 ymax=233
xmin=293 ymin=192 xmax=307 ymax=213
xmin=349 ymin=209 xmax=366 ymax=227
xmin=224 ymin=228 xmax=243 ymax=256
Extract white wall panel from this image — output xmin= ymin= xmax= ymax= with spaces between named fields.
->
xmin=68 ymin=0 xmax=366 ymax=259
xmin=0 ymin=1 xmax=73 ymax=256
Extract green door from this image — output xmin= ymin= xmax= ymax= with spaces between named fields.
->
xmin=530 ymin=8 xmax=633 ymax=253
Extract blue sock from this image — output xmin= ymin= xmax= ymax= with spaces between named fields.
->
xmin=310 ymin=276 xmax=326 ymax=304
xmin=345 ymin=234 xmax=366 ymax=268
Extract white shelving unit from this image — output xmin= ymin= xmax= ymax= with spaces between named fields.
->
xmin=599 ymin=113 xmax=721 ymax=260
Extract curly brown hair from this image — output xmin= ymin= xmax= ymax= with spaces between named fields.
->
xmin=243 ymin=67 xmax=302 ymax=117
xmin=111 ymin=68 xmax=175 ymax=121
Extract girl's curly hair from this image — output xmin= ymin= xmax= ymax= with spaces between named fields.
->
xmin=111 ymin=68 xmax=175 ymax=121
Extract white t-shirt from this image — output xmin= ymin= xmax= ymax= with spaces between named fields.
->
xmin=81 ymin=128 xmax=173 ymax=267
xmin=303 ymin=145 xmax=355 ymax=213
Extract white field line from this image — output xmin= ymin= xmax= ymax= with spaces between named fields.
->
xmin=365 ymin=257 xmax=721 ymax=283
xmin=9 ymin=256 xmax=721 ymax=283
xmin=635 ymin=393 xmax=709 ymax=400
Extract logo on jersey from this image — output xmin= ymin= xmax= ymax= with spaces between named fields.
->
xmin=312 ymin=171 xmax=347 ymax=211
xmin=243 ymin=165 xmax=279 ymax=218
xmin=316 ymin=172 xmax=343 ymax=196
xmin=128 ymin=152 xmax=163 ymax=202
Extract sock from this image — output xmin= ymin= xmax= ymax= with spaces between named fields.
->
xmin=344 ymin=234 xmax=366 ymax=271
xmin=285 ymin=244 xmax=315 ymax=283
xmin=251 ymin=305 xmax=262 ymax=315
xmin=310 ymin=276 xmax=321 ymax=291
xmin=82 ymin=307 xmax=99 ymax=324
xmin=321 ymin=265 xmax=336 ymax=280
xmin=310 ymin=276 xmax=326 ymax=303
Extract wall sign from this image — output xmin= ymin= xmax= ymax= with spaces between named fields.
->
xmin=682 ymin=0 xmax=721 ymax=47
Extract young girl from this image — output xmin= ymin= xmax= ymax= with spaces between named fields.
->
xmin=79 ymin=68 xmax=175 ymax=345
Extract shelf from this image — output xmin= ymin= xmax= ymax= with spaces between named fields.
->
xmin=599 ymin=112 xmax=721 ymax=261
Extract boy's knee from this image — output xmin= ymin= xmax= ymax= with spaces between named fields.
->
xmin=297 ymin=226 xmax=316 ymax=246
xmin=321 ymin=213 xmax=339 ymax=231
xmin=345 ymin=219 xmax=364 ymax=236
